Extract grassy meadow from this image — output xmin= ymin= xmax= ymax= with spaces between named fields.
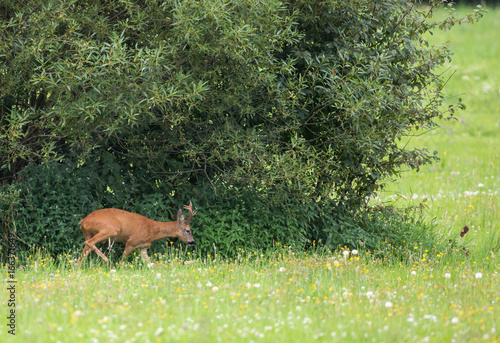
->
xmin=377 ymin=5 xmax=500 ymax=255
xmin=2 ymin=6 xmax=500 ymax=343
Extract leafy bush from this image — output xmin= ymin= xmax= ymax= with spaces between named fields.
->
xmin=2 ymin=160 xmax=102 ymax=257
xmin=0 ymin=0 xmax=484 ymax=205
xmin=0 ymin=157 xmax=309 ymax=260
xmin=0 ymin=155 xmax=442 ymax=262
xmin=0 ymin=153 xmax=162 ymax=257
xmin=0 ymin=0 xmax=482 ymax=260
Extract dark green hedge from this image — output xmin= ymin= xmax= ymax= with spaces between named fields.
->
xmin=0 ymin=155 xmax=437 ymax=262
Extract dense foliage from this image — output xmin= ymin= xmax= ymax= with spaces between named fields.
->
xmin=1 ymin=157 xmax=437 ymax=258
xmin=0 ymin=0 xmax=483 ymax=258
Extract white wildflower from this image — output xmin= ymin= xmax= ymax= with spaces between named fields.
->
xmin=423 ymin=314 xmax=437 ymax=322
xmin=303 ymin=317 xmax=312 ymax=325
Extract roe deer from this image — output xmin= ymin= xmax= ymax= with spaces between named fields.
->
xmin=78 ymin=202 xmax=196 ymax=264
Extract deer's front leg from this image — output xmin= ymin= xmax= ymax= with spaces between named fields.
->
xmin=140 ymin=248 xmax=151 ymax=263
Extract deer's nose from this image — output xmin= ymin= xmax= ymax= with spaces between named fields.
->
xmin=188 ymin=241 xmax=195 ymax=246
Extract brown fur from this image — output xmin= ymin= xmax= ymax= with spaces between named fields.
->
xmin=78 ymin=202 xmax=196 ymax=264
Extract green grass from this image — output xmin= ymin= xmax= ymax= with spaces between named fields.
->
xmin=378 ymin=5 xmax=500 ymax=254
xmin=1 ymin=245 xmax=499 ymax=343
xmin=2 ymin=6 xmax=500 ymax=343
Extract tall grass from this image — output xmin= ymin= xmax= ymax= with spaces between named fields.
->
xmin=1 ymin=6 xmax=499 ymax=343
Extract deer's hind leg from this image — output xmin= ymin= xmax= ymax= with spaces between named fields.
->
xmin=78 ymin=226 xmax=94 ymax=264
xmin=79 ymin=242 xmax=93 ymax=263
xmin=83 ymin=227 xmax=119 ymax=264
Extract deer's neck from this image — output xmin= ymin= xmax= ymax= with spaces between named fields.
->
xmin=150 ymin=220 xmax=179 ymax=241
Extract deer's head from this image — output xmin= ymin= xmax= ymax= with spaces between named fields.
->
xmin=177 ymin=202 xmax=196 ymax=246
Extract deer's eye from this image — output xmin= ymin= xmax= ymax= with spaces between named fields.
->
xmin=186 ymin=230 xmax=190 ymax=234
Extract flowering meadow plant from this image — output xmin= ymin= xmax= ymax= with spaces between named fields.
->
xmin=1 ymin=243 xmax=497 ymax=343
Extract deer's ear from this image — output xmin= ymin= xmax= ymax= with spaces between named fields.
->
xmin=177 ymin=209 xmax=184 ymax=222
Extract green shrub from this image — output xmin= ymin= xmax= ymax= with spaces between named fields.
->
xmin=3 ymin=161 xmax=103 ymax=257
xmin=0 ymin=157 xmax=310 ymax=260
xmin=0 ymin=0 xmax=484 ymax=207
xmin=1 ymin=156 xmax=442 ymax=262
xmin=1 ymin=0 xmax=481 ymax=262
